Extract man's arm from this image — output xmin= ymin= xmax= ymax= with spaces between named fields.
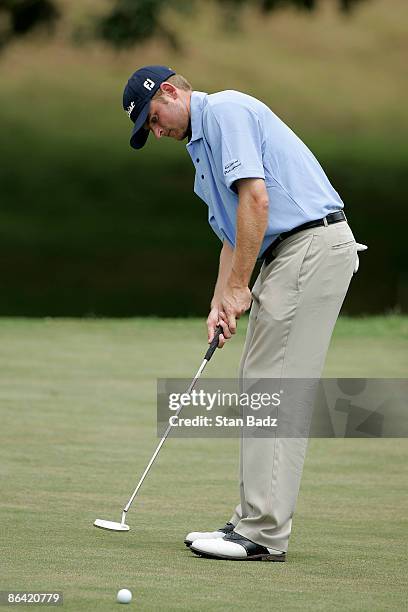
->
xmin=207 ymin=241 xmax=234 ymax=348
xmin=221 ymin=177 xmax=268 ymax=335
xmin=208 ymin=177 xmax=269 ymax=345
xmin=211 ymin=241 xmax=234 ymax=307
xmin=229 ymin=178 xmax=269 ymax=290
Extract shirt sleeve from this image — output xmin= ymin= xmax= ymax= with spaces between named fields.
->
xmin=204 ymin=102 xmax=265 ymax=192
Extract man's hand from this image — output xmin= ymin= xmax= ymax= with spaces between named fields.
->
xmin=207 ymin=284 xmax=252 ymax=349
xmin=219 ymin=283 xmax=252 ymax=336
xmin=207 ymin=305 xmax=232 ymax=349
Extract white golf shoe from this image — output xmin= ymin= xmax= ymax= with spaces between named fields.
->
xmin=184 ymin=521 xmax=235 ymax=547
xmin=190 ymin=530 xmax=286 ymax=562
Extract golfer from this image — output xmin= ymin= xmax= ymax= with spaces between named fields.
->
xmin=123 ymin=65 xmax=362 ymax=562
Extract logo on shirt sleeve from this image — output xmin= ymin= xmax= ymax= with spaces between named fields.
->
xmin=224 ymin=159 xmax=242 ymax=175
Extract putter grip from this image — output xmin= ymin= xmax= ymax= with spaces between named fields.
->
xmin=204 ymin=326 xmax=223 ymax=362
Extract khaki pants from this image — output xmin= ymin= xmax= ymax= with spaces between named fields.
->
xmin=229 ymin=221 xmax=357 ymax=552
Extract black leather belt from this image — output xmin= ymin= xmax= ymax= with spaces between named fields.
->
xmin=262 ymin=210 xmax=347 ymax=266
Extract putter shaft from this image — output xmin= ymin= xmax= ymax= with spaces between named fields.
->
xmin=122 ymin=327 xmax=223 ymax=518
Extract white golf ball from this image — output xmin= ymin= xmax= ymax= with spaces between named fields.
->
xmin=117 ymin=589 xmax=132 ymax=604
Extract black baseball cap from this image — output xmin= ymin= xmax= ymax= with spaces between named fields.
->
xmin=123 ymin=65 xmax=176 ymax=150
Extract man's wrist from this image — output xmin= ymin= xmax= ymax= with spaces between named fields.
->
xmin=211 ymin=295 xmax=221 ymax=309
xmin=227 ymin=269 xmax=249 ymax=290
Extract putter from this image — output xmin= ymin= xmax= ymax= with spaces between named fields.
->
xmin=94 ymin=325 xmax=224 ymax=532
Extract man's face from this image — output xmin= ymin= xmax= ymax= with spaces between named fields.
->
xmin=144 ymin=89 xmax=190 ymax=142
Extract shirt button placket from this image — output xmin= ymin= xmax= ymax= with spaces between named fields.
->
xmin=196 ymin=157 xmax=204 ymax=180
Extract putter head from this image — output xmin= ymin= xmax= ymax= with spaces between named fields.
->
xmin=93 ymin=518 xmax=130 ymax=532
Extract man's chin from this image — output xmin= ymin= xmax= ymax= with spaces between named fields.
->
xmin=169 ymin=129 xmax=189 ymax=141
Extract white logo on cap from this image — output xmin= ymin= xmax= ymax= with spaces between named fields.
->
xmin=126 ymin=101 xmax=135 ymax=117
xmin=143 ymin=78 xmax=155 ymax=91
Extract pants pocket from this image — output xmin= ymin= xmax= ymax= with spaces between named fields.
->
xmin=331 ymin=239 xmax=356 ymax=250
xmin=329 ymin=222 xmax=356 ymax=250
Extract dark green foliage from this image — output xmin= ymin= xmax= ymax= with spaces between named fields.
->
xmin=260 ymin=0 xmax=364 ymax=11
xmin=0 ymin=0 xmax=58 ymax=48
xmin=95 ymin=0 xmax=180 ymax=50
xmin=97 ymin=0 xmax=366 ymax=47
xmin=0 ymin=119 xmax=406 ymax=316
xmin=0 ymin=0 xmax=367 ymax=51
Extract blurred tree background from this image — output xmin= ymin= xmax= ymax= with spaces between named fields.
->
xmin=0 ymin=1 xmax=365 ymax=50
xmin=0 ymin=0 xmax=406 ymax=316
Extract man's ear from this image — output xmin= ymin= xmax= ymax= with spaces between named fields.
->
xmin=160 ymin=82 xmax=177 ymax=98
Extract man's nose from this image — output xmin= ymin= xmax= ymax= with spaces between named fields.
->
xmin=152 ymin=125 xmax=164 ymax=139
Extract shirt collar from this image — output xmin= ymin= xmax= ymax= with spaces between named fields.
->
xmin=187 ymin=91 xmax=208 ymax=146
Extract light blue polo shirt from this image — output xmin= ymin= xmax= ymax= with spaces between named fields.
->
xmin=186 ymin=90 xmax=344 ymax=256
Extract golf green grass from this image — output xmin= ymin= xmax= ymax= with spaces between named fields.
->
xmin=1 ymin=317 xmax=407 ymax=610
